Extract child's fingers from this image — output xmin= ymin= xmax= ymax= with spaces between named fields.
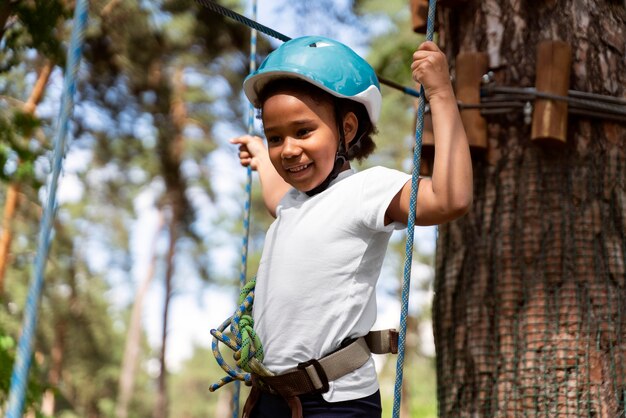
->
xmin=239 ymin=146 xmax=251 ymax=160
xmin=230 ymin=135 xmax=252 ymax=146
xmin=230 ymin=135 xmax=266 ymax=169
xmin=417 ymin=40 xmax=439 ymax=52
xmin=412 ymin=41 xmax=444 ymax=65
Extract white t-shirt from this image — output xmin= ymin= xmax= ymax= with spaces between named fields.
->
xmin=252 ymin=166 xmax=411 ymax=402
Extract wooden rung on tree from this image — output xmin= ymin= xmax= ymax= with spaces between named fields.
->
xmin=531 ymin=40 xmax=572 ymax=146
xmin=456 ymin=51 xmax=489 ymax=152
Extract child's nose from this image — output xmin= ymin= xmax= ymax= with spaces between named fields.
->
xmin=281 ymin=137 xmax=301 ymax=159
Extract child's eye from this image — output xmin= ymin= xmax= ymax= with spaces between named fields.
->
xmin=267 ymin=136 xmax=282 ymax=145
xmin=296 ymin=128 xmax=312 ymax=138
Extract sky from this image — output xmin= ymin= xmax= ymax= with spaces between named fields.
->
xmin=51 ymin=0 xmax=438 ymax=372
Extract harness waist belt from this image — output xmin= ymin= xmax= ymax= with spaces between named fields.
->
xmin=251 ymin=329 xmax=398 ymax=398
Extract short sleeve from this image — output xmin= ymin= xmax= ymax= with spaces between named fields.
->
xmin=358 ymin=167 xmax=411 ymax=231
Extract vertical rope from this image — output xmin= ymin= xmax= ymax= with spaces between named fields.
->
xmin=232 ymin=1 xmax=257 ymax=416
xmin=392 ymin=1 xmax=437 ymax=417
xmin=5 ymin=1 xmax=89 ymax=417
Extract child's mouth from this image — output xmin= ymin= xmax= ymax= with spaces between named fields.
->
xmin=287 ymin=163 xmax=310 ymax=173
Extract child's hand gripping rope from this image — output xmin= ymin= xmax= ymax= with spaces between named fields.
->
xmin=209 ymin=279 xmax=273 ymax=392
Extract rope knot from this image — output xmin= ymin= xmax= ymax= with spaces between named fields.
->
xmin=210 ymin=278 xmax=268 ymax=392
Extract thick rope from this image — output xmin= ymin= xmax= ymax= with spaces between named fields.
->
xmin=196 ymin=0 xmax=289 ymax=42
xmin=209 ymin=279 xmax=271 ymax=393
xmin=5 ymin=1 xmax=89 ymax=417
xmin=194 ymin=0 xmax=422 ymax=99
xmin=232 ymin=0 xmax=258 ymax=415
xmin=392 ymin=1 xmax=436 ymax=417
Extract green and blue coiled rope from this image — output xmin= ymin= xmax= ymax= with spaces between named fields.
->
xmin=209 ymin=279 xmax=268 ymax=392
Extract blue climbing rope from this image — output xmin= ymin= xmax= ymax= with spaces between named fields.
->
xmin=392 ymin=1 xmax=437 ymax=417
xmin=232 ymin=0 xmax=258 ymax=415
xmin=5 ymin=1 xmax=89 ymax=417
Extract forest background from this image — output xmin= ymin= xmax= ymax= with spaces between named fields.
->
xmin=0 ymin=0 xmax=438 ymax=417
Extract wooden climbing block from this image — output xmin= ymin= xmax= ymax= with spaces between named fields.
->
xmin=456 ymin=51 xmax=489 ymax=151
xmin=531 ymin=40 xmax=572 ymax=146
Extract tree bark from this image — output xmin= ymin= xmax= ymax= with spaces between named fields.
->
xmin=433 ymin=1 xmax=626 ymax=417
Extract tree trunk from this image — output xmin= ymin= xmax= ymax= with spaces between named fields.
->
xmin=0 ymin=60 xmax=53 ymax=294
xmin=116 ymin=211 xmax=164 ymax=418
xmin=433 ymin=1 xmax=626 ymax=417
xmin=0 ymin=183 xmax=20 ymax=294
xmin=154 ymin=65 xmax=187 ymax=418
xmin=155 ymin=217 xmax=177 ymax=418
xmin=41 ymin=320 xmax=66 ymax=416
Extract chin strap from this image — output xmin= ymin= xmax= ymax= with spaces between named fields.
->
xmin=304 ymin=147 xmax=347 ymax=197
xmin=305 ymin=105 xmax=355 ymax=197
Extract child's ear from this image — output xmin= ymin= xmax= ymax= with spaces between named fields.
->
xmin=343 ymin=112 xmax=359 ymax=145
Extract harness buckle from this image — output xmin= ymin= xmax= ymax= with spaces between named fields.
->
xmin=297 ymin=358 xmax=330 ymax=394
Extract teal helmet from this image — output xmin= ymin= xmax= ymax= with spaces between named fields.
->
xmin=243 ymin=36 xmax=382 ymax=124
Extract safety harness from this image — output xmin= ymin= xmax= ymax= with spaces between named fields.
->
xmin=242 ymin=329 xmax=399 ymax=418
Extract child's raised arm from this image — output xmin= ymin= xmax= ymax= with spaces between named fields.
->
xmin=230 ymin=135 xmax=291 ymax=218
xmin=386 ymin=41 xmax=473 ymax=226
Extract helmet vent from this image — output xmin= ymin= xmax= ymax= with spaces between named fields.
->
xmin=308 ymin=41 xmax=332 ymax=48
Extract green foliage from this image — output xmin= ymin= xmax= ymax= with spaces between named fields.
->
xmin=0 ymin=108 xmax=43 ymax=186
xmin=379 ymin=351 xmax=437 ymax=418
xmin=0 ymin=0 xmax=68 ymax=73
xmin=0 ymin=329 xmax=48 ymax=415
xmin=0 ymin=332 xmax=14 ymax=400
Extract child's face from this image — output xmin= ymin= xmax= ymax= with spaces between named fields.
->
xmin=262 ymin=89 xmax=340 ymax=193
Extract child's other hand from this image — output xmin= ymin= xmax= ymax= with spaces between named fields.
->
xmin=230 ymin=135 xmax=267 ymax=170
xmin=411 ymin=41 xmax=453 ymax=101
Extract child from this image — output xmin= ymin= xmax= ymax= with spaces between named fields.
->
xmin=231 ymin=36 xmax=472 ymax=418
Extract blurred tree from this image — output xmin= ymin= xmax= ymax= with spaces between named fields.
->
xmin=78 ymin=0 xmax=269 ymax=415
xmin=0 ymin=0 xmax=68 ymax=295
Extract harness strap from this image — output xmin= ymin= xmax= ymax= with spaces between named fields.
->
xmin=245 ymin=329 xmax=398 ymax=417
xmin=366 ymin=328 xmax=399 ymax=355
